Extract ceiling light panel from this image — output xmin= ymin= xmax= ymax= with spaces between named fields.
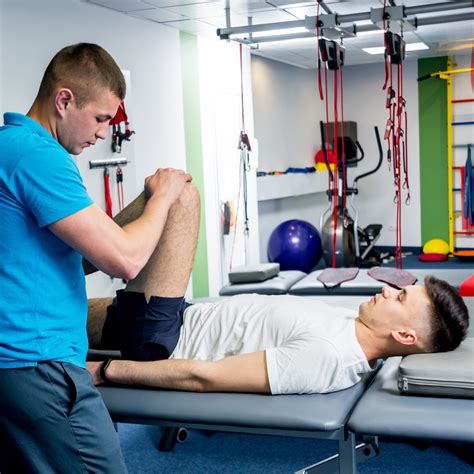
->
xmin=164 ymin=19 xmax=216 ymax=32
xmin=130 ymin=7 xmax=186 ymax=21
xmin=143 ymin=0 xmax=219 ymax=6
xmin=200 ymin=12 xmax=251 ymax=27
xmin=87 ymin=0 xmax=154 ymax=12
xmin=249 ymin=9 xmax=300 ymax=23
xmin=281 ymin=5 xmax=317 ymax=19
xmin=164 ymin=2 xmax=226 ymax=18
xmin=230 ymin=0 xmax=277 ymax=14
xmin=267 ymin=0 xmax=315 ymax=8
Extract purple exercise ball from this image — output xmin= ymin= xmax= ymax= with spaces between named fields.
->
xmin=267 ymin=219 xmax=322 ymax=273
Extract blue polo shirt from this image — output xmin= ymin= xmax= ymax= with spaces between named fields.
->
xmin=0 ymin=113 xmax=93 ymax=368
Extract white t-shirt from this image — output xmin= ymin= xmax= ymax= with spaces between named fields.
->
xmin=170 ymin=294 xmax=374 ymax=395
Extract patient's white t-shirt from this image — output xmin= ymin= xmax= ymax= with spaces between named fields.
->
xmin=170 ymin=294 xmax=373 ymax=395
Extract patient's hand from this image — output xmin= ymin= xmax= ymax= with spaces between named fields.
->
xmin=87 ymin=361 xmax=104 ymax=385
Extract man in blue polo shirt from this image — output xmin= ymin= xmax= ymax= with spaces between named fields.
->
xmin=0 ymin=43 xmax=191 ymax=472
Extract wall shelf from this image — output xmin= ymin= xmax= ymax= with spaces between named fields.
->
xmin=257 ymin=172 xmax=329 ymax=201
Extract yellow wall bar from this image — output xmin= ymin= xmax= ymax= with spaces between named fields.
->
xmin=440 ymin=59 xmax=454 ymax=253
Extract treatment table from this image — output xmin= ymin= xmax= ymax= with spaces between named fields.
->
xmin=220 ymin=268 xmax=474 ymax=296
xmin=95 ymin=294 xmax=474 ymax=473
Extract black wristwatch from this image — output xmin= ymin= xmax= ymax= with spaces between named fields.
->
xmin=100 ymin=358 xmax=113 ymax=384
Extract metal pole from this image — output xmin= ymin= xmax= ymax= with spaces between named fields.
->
xmin=218 ymin=19 xmax=305 ymax=38
xmin=412 ymin=11 xmax=474 ymax=27
xmin=405 ymin=1 xmax=472 ymax=16
xmin=247 ymin=32 xmax=315 ymax=44
xmin=217 ymin=1 xmax=472 ymax=39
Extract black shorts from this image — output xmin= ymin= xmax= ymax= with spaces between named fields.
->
xmin=101 ymin=289 xmax=191 ymax=361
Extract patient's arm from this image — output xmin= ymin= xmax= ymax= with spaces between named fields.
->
xmin=87 ymin=351 xmax=271 ymax=394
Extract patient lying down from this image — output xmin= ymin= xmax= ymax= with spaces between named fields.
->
xmin=86 ymin=186 xmax=469 ymax=395
xmin=87 ymin=277 xmax=468 ymax=395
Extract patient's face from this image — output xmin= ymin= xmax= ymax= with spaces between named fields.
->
xmin=358 ymin=285 xmax=430 ymax=330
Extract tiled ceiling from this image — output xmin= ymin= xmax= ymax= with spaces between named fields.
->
xmin=83 ymin=0 xmax=474 ymax=68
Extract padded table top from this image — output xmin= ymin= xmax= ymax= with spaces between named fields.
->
xmin=219 ymin=270 xmax=306 ymax=296
xmin=348 ymin=357 xmax=474 ymax=443
xmin=289 ymin=268 xmax=473 ymax=296
xmin=99 ymin=372 xmax=375 ymax=434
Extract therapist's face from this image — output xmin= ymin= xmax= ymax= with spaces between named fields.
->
xmin=56 ymin=87 xmax=120 ymax=155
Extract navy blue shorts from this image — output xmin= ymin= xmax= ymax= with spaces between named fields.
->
xmin=102 ymin=289 xmax=190 ymax=361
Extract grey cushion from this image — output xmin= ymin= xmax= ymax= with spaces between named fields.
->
xmin=348 ymin=357 xmax=474 ymax=442
xmin=228 ymin=263 xmax=280 ymax=284
xmin=99 ymin=371 xmax=375 ymax=433
xmin=219 ymin=270 xmax=306 ymax=296
xmin=398 ymin=338 xmax=474 ymax=398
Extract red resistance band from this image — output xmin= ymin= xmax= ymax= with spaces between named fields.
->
xmin=382 ymin=25 xmax=410 ymax=269
xmin=317 ymin=36 xmax=346 ymax=268
xmin=103 ymin=168 xmax=113 ymax=218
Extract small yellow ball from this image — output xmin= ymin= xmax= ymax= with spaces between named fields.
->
xmin=423 ymin=239 xmax=450 ymax=255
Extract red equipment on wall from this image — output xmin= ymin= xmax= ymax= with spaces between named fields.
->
xmin=110 ymin=101 xmax=135 ymax=154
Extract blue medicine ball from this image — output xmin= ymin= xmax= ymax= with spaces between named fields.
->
xmin=267 ymin=219 xmax=322 ymax=273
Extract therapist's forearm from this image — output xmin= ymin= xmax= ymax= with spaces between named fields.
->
xmin=82 ymin=192 xmax=147 ymax=276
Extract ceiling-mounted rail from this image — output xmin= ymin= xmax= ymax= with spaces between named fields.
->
xmin=217 ymin=1 xmax=472 ymax=43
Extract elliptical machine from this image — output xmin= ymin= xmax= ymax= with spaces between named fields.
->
xmin=319 ymin=121 xmax=384 ymax=268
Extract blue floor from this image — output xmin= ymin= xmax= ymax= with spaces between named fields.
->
xmin=118 ymin=424 xmax=473 ymax=473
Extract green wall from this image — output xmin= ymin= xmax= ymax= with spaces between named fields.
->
xmin=418 ymin=56 xmax=449 ymax=244
xmin=180 ymin=32 xmax=209 ymax=297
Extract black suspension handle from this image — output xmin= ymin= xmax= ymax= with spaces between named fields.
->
xmin=354 ymin=126 xmax=383 ymax=184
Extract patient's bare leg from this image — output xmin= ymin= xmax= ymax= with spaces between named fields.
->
xmin=86 ymin=183 xmax=200 ymax=348
xmin=125 ymin=182 xmax=200 ymax=300
xmin=87 ymin=297 xmax=114 ymax=349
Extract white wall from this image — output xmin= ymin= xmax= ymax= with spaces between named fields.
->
xmin=341 ymin=59 xmax=421 ymax=247
xmin=252 ymin=55 xmax=422 ymax=260
xmin=0 ymin=0 xmax=186 ymax=297
xmin=199 ymin=39 xmax=259 ymax=294
xmin=252 ymin=55 xmax=328 ymax=260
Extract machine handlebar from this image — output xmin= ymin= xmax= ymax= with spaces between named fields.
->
xmin=353 ymin=126 xmax=383 ymax=184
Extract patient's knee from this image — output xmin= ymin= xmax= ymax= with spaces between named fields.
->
xmin=175 ymin=182 xmax=200 ymax=210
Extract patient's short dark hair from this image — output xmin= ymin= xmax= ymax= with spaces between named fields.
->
xmin=424 ymin=275 xmax=469 ymax=352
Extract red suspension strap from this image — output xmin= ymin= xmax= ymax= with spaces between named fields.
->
xmin=318 ymin=37 xmax=346 ymax=267
xmin=382 ymin=0 xmax=389 ymax=91
xmin=383 ymin=28 xmax=410 ymax=269
xmin=332 ymin=69 xmax=339 ymax=268
xmin=339 ymin=65 xmax=346 ymax=210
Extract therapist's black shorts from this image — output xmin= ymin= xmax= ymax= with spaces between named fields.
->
xmin=101 ymin=289 xmax=191 ymax=361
